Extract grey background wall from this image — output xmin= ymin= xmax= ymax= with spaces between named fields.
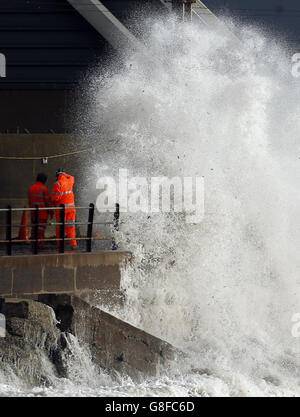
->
xmin=0 ymin=134 xmax=96 ymax=239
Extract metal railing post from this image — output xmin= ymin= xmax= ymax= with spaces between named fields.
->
xmin=33 ymin=206 xmax=39 ymax=255
xmin=112 ymin=203 xmax=120 ymax=250
xmin=183 ymin=0 xmax=195 ymax=21
xmin=86 ymin=203 xmax=94 ymax=253
xmin=6 ymin=205 xmax=12 ymax=256
xmin=0 ymin=203 xmax=119 ymax=257
xmin=59 ymin=204 xmax=65 ymax=254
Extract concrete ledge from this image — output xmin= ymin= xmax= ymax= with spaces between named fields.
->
xmin=0 ymin=251 xmax=130 ymax=298
xmin=79 ymin=290 xmax=125 ymax=309
xmin=0 ymin=251 xmax=130 ymax=268
xmin=38 ymin=294 xmax=177 ymax=378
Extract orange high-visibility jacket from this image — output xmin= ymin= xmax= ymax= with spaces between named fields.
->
xmin=51 ymin=173 xmax=75 ymax=208
xmin=28 ymin=182 xmax=51 ymax=220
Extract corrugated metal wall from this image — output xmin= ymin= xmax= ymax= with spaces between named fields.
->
xmin=0 ymin=0 xmax=112 ymax=90
xmin=1 ymin=0 xmax=297 ymax=131
xmin=0 ymin=0 xmax=167 ymax=90
xmin=0 ymin=0 xmax=167 ymax=132
xmin=1 ymin=0 xmax=299 ymax=90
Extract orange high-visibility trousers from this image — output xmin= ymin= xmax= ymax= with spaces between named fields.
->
xmin=30 ymin=216 xmax=47 ymax=248
xmin=55 ymin=208 xmax=77 ymax=247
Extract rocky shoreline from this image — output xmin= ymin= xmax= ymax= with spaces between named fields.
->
xmin=0 ymin=299 xmax=66 ymax=387
xmin=0 ymin=296 xmax=178 ymax=388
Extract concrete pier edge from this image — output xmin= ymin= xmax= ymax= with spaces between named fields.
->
xmin=0 ymin=251 xmax=131 ymax=298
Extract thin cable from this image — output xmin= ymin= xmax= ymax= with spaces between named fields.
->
xmin=0 ymin=147 xmax=92 ymax=160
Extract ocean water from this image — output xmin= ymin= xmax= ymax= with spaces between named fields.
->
xmin=2 ymin=15 xmax=300 ymax=397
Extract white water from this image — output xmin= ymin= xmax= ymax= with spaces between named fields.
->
xmin=3 ymin=16 xmax=300 ymax=396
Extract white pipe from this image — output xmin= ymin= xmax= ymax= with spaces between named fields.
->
xmin=66 ymin=0 xmax=140 ymax=51
xmin=0 ymin=54 xmax=6 ymax=78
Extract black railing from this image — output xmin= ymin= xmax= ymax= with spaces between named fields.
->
xmin=0 ymin=203 xmax=120 ymax=256
xmin=112 ymin=203 xmax=120 ymax=251
xmin=6 ymin=206 xmax=12 ymax=256
xmin=59 ymin=204 xmax=65 ymax=254
xmin=86 ymin=203 xmax=95 ymax=253
xmin=33 ymin=206 xmax=39 ymax=255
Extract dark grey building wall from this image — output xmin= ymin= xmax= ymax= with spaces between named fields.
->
xmin=1 ymin=0 xmax=299 ymax=91
xmin=0 ymin=0 xmax=299 ymax=132
xmin=0 ymin=0 xmax=167 ymax=91
xmin=0 ymin=0 xmax=166 ymax=131
xmin=0 ymin=0 xmax=113 ymax=90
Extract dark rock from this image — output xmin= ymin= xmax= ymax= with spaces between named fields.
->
xmin=0 ymin=294 xmax=179 ymax=386
xmin=115 ymin=352 xmax=124 ymax=362
xmin=0 ymin=299 xmax=66 ymax=385
xmin=48 ymin=334 xmax=68 ymax=378
xmin=0 ymin=300 xmax=29 ymax=319
xmin=39 ymin=294 xmax=178 ymax=379
xmin=6 ymin=317 xmax=25 ymax=337
xmin=38 ymin=294 xmax=74 ymax=332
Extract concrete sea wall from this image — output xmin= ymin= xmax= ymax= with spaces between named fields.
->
xmin=39 ymin=294 xmax=177 ymax=378
xmin=0 ymin=250 xmax=179 ymax=380
xmin=0 ymin=251 xmax=130 ymax=298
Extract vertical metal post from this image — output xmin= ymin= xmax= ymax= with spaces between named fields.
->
xmin=59 ymin=204 xmax=65 ymax=254
xmin=183 ymin=0 xmax=195 ymax=22
xmin=112 ymin=203 xmax=120 ymax=250
xmin=6 ymin=205 xmax=12 ymax=256
xmin=86 ymin=203 xmax=95 ymax=253
xmin=33 ymin=206 xmax=39 ymax=255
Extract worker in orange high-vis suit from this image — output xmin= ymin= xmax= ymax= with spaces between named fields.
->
xmin=28 ymin=173 xmax=53 ymax=248
xmin=51 ymin=168 xmax=77 ymax=249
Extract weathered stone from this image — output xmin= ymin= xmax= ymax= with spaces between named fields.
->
xmin=0 ymin=251 xmax=129 ymax=299
xmin=0 ymin=294 xmax=180 ymax=385
xmin=39 ymin=294 xmax=177 ymax=378
xmin=0 ymin=268 xmax=12 ymax=295
xmin=6 ymin=317 xmax=26 ymax=337
xmin=1 ymin=300 xmax=29 ymax=319
xmin=1 ymin=299 xmax=57 ymax=330
xmin=0 ymin=299 xmax=66 ymax=386
xmin=13 ymin=267 xmax=42 ymax=295
xmin=44 ymin=266 xmax=74 ymax=293
xmin=0 ymin=251 xmax=130 ymax=269
xmin=38 ymin=294 xmax=74 ymax=332
xmin=48 ymin=333 xmax=68 ymax=378
xmin=76 ymin=265 xmax=120 ymax=291
xmin=79 ymin=289 xmax=125 ymax=309
xmin=38 ymin=293 xmax=73 ymax=310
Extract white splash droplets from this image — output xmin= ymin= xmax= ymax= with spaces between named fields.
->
xmin=82 ymin=17 xmax=300 ymax=394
